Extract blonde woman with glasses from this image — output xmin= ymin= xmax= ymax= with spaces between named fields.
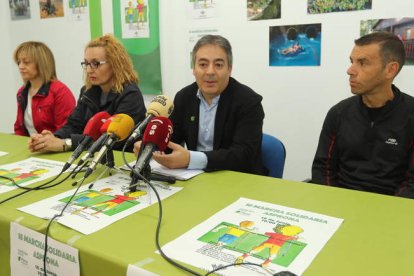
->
xmin=14 ymin=41 xmax=76 ymax=137
xmin=29 ymin=34 xmax=145 ymax=153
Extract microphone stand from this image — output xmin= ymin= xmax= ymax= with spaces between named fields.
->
xmin=88 ymin=150 xmax=121 ymax=189
xmin=129 ymin=163 xmax=151 ymax=192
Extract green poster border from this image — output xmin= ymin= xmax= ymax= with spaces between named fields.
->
xmin=89 ymin=0 xmax=102 ymax=38
xmin=89 ymin=0 xmax=162 ymax=95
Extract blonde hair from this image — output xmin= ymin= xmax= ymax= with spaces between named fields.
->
xmin=84 ymin=34 xmax=139 ymax=93
xmin=13 ymin=41 xmax=57 ymax=84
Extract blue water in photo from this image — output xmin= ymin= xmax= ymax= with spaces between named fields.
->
xmin=269 ymin=33 xmax=321 ymax=66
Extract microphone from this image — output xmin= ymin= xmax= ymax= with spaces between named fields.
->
xmin=84 ymin=114 xmax=135 ymax=179
xmin=77 ymin=116 xmax=113 ymax=167
xmin=126 ymin=95 xmax=174 ymax=144
xmin=62 ymin=112 xmax=110 ymax=172
xmin=133 ymin=116 xmax=173 ymax=176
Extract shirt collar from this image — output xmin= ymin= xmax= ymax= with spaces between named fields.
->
xmin=196 ymin=90 xmax=220 ymax=107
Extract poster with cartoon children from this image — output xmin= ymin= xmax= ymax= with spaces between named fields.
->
xmin=121 ymin=0 xmax=149 ymax=38
xmin=19 ymin=173 xmax=182 ymax=235
xmin=161 ymin=197 xmax=343 ymax=275
xmin=0 ymin=157 xmax=68 ymax=194
xmin=199 ymin=221 xmax=306 ymax=268
xmin=68 ymin=0 xmax=88 ymax=20
xmin=60 ymin=188 xmax=146 ymax=216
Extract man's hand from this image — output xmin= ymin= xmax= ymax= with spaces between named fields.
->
xmin=152 ymin=141 xmax=190 ymax=169
xmin=133 ymin=140 xmax=142 ymax=157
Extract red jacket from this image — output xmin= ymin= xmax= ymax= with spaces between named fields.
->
xmin=14 ymin=80 xmax=76 ymax=136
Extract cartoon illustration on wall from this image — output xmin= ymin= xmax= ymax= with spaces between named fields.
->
xmin=69 ymin=0 xmax=88 ymax=18
xmin=123 ymin=0 xmax=148 ymax=31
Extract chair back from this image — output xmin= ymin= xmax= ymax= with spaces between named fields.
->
xmin=261 ymin=133 xmax=286 ymax=178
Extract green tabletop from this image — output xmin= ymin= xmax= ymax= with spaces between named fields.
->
xmin=1 ymin=133 xmax=414 ymax=276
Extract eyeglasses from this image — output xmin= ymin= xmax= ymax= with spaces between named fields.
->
xmin=80 ymin=60 xmax=107 ymax=69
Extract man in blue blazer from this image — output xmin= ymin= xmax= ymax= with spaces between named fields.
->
xmin=152 ymin=35 xmax=266 ymax=175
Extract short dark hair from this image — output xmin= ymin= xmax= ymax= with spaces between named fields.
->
xmin=192 ymin=35 xmax=233 ymax=67
xmin=355 ymin=31 xmax=405 ymax=74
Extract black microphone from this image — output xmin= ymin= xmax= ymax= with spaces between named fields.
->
xmin=150 ymin=173 xmax=176 ymax=184
xmin=77 ymin=133 xmax=108 ymax=167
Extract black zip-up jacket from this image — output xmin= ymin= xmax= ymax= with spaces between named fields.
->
xmin=54 ymin=83 xmax=145 ymax=151
xmin=312 ymin=85 xmax=414 ymax=198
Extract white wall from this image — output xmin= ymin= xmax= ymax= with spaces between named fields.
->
xmin=0 ymin=0 xmax=90 ymax=133
xmin=1 ymin=0 xmax=413 ymax=182
xmin=1 ymin=2 xmax=18 ymax=134
xmin=159 ymin=0 xmax=414 ymax=181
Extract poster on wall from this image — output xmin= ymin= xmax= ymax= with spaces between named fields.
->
xmin=39 ymin=0 xmax=64 ymax=19
xmin=269 ymin=23 xmax=322 ymax=66
xmin=187 ymin=28 xmax=219 ymax=82
xmin=361 ymin=17 xmax=414 ymax=65
xmin=307 ymin=0 xmax=372 ymax=14
xmin=188 ymin=0 xmax=218 ymax=19
xmin=247 ymin=0 xmax=281 ymax=21
xmin=120 ymin=0 xmax=150 ymax=38
xmin=89 ymin=0 xmax=162 ymax=94
xmin=68 ymin=0 xmax=88 ymax=21
xmin=9 ymin=0 xmax=31 ymax=20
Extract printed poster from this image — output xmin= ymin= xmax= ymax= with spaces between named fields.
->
xmin=120 ymin=0 xmax=150 ymax=38
xmin=68 ymin=0 xmax=88 ymax=21
xmin=10 ymin=222 xmax=79 ymax=276
xmin=0 ymin=157 xmax=67 ymax=194
xmin=188 ymin=0 xmax=218 ymax=19
xmin=19 ymin=173 xmax=182 ymax=235
xmin=162 ymin=198 xmax=343 ymax=275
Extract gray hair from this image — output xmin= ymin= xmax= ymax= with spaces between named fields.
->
xmin=192 ymin=35 xmax=233 ymax=67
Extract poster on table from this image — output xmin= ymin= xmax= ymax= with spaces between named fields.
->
xmin=161 ymin=197 xmax=343 ymax=275
xmin=10 ymin=222 xmax=79 ymax=276
xmin=19 ymin=173 xmax=182 ymax=235
xmin=0 ymin=157 xmax=67 ymax=194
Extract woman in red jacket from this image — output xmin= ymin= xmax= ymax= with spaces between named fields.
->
xmin=13 ymin=41 xmax=76 ymax=136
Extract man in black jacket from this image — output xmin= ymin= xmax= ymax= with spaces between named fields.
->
xmin=147 ymin=35 xmax=266 ymax=175
xmin=312 ymin=31 xmax=414 ymax=198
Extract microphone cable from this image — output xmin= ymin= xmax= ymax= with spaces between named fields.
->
xmin=42 ymin=176 xmax=86 ymax=276
xmin=121 ymin=143 xmax=283 ymax=276
xmin=128 ymin=162 xmax=202 ymax=275
xmin=0 ymin=168 xmax=79 ymax=205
